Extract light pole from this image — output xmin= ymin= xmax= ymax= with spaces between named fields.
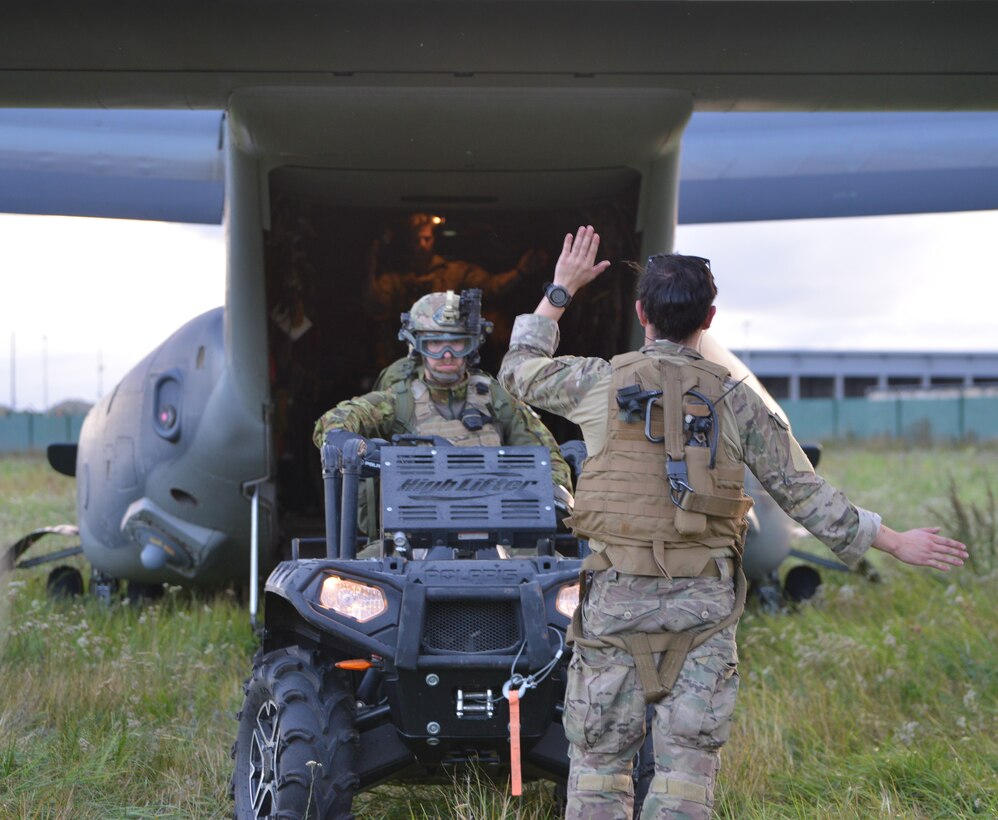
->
xmin=42 ymin=334 xmax=48 ymax=413
xmin=9 ymin=333 xmax=14 ymax=411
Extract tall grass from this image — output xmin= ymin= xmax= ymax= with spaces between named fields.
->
xmin=2 ymin=447 xmax=996 ymax=818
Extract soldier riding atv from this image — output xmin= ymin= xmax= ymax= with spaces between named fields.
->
xmin=231 ymin=289 xmax=585 ymax=816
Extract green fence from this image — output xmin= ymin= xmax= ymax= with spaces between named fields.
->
xmin=0 ymin=413 xmax=87 ymax=454
xmin=2 ymin=397 xmax=997 ymax=453
xmin=783 ymin=396 xmax=998 ymax=443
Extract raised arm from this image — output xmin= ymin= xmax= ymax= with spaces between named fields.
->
xmin=532 ymin=225 xmax=612 ymax=322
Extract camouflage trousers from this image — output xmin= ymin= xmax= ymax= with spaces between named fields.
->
xmin=563 ymin=568 xmax=740 ymax=819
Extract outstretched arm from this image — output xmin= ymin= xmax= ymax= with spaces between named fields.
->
xmin=736 ymin=381 xmax=969 ymax=571
xmin=872 ymin=525 xmax=968 ymax=571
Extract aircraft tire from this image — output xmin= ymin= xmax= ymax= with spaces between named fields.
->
xmin=232 ymin=645 xmax=359 ymax=819
xmin=46 ymin=565 xmax=84 ymax=598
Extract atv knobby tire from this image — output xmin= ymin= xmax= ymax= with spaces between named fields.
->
xmin=232 ymin=646 xmax=359 ymax=819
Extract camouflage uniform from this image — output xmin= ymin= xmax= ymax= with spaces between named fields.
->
xmin=499 ymin=313 xmax=881 ymax=819
xmin=312 ymin=364 xmax=573 ymax=491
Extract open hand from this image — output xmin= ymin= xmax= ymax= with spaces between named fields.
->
xmin=876 ymin=526 xmax=969 ymax=571
xmin=553 ymin=226 xmax=612 ymax=296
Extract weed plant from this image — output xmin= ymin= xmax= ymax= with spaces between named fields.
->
xmin=2 ymin=447 xmax=996 ymax=818
xmin=929 ymin=476 xmax=997 ymax=577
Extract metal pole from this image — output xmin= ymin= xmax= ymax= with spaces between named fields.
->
xmin=339 ymin=439 xmax=364 ymax=561
xmin=322 ymin=441 xmax=342 ymax=559
xmin=42 ymin=335 xmax=48 ymax=412
xmin=250 ymin=482 xmax=260 ymax=629
xmin=10 ymin=333 xmax=15 ymax=411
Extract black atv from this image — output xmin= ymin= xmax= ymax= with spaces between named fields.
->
xmin=231 ymin=435 xmax=585 ymax=818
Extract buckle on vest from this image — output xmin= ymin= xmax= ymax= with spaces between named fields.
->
xmin=460 ymin=405 xmax=492 ymax=431
xmin=616 ymin=385 xmax=664 ymax=443
xmin=666 ymin=458 xmax=694 ymax=506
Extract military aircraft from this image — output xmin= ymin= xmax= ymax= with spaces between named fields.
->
xmin=3 ymin=2 xmax=998 ymax=611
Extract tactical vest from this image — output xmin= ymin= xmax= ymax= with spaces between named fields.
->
xmin=567 ymin=350 xmax=753 ymax=704
xmin=392 ymin=374 xmax=503 ymax=446
xmin=572 ymin=351 xmax=753 ymax=576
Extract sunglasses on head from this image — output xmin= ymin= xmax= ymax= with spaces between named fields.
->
xmin=646 ymin=253 xmax=711 ymax=271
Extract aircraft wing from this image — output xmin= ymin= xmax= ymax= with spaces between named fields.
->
xmin=679 ymin=112 xmax=998 ymax=223
xmin=2 ymin=109 xmax=996 ymax=226
xmin=0 ymin=109 xmax=224 ymax=224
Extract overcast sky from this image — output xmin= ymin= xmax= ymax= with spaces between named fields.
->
xmin=1 ymin=208 xmax=996 ymax=411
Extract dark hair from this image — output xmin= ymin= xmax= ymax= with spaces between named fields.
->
xmin=634 ymin=254 xmax=717 ymax=342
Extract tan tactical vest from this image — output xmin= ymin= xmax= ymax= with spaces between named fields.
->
xmin=409 ymin=375 xmax=503 ymax=446
xmin=571 ymin=351 xmax=753 ymax=576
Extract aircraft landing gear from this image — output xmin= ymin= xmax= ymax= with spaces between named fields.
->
xmin=750 ymin=574 xmax=785 ymax=613
xmin=90 ymin=569 xmax=120 ymax=604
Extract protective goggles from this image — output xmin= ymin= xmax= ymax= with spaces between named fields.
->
xmin=412 ymin=333 xmax=477 ymax=359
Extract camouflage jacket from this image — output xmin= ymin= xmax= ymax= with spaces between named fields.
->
xmin=313 ymin=363 xmax=573 ymax=490
xmin=499 ymin=313 xmax=880 ymax=567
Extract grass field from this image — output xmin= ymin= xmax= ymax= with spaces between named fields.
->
xmin=1 ymin=446 xmax=996 ymax=818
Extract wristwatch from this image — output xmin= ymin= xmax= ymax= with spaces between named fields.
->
xmin=543 ymin=282 xmax=573 ymax=309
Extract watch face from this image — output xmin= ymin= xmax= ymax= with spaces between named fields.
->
xmin=546 ymin=284 xmax=570 ymax=307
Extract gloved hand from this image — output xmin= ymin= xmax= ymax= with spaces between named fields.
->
xmin=324 ymin=429 xmax=369 ymax=452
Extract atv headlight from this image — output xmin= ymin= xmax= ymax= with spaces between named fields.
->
xmin=555 ymin=582 xmax=580 ymax=619
xmin=319 ymin=575 xmax=387 ymax=623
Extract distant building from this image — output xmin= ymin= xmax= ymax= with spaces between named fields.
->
xmin=735 ymin=350 xmax=998 ymax=401
xmin=49 ymin=399 xmax=94 ymax=417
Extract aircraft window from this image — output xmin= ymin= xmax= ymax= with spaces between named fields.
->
xmin=153 ymin=373 xmax=183 ymax=441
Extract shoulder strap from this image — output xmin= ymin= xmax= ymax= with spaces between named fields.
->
xmin=391 ymin=377 xmax=416 ymax=436
xmin=660 ymin=360 xmax=686 ymax=461
xmin=373 ymin=356 xmax=417 ymax=392
xmin=610 ymin=351 xmax=646 ymax=369
xmin=690 ymin=356 xmax=730 ymax=379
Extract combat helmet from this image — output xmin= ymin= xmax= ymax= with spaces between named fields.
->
xmin=399 ymin=289 xmax=493 ymax=365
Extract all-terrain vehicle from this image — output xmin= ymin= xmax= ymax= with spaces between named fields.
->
xmin=231 ymin=435 xmax=585 ymax=817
